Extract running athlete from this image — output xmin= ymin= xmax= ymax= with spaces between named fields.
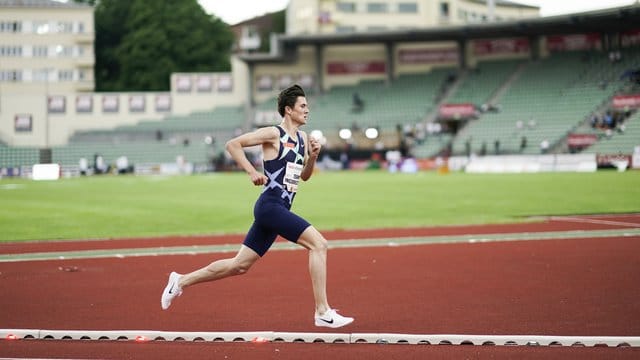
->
xmin=161 ymin=84 xmax=354 ymax=328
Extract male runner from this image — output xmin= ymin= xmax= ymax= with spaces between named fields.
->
xmin=161 ymin=84 xmax=354 ymax=328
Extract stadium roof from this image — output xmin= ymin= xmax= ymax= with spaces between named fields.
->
xmin=466 ymin=0 xmax=539 ymax=10
xmin=0 ymin=0 xmax=91 ymax=8
xmin=240 ymin=4 xmax=640 ymax=63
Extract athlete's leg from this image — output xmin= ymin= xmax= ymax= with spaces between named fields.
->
xmin=178 ymin=245 xmax=261 ymax=288
xmin=296 ymin=226 xmax=330 ymax=315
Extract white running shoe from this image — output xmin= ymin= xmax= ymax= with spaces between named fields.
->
xmin=161 ymin=272 xmax=183 ymax=310
xmin=314 ymin=309 xmax=354 ymax=328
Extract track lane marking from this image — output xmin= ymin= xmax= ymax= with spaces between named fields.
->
xmin=1 ymin=228 xmax=639 ymax=263
xmin=549 ymin=216 xmax=640 ymax=227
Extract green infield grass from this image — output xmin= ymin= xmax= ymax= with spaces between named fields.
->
xmin=1 ymin=170 xmax=638 ymax=242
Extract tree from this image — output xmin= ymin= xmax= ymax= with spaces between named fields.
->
xmin=259 ymin=10 xmax=285 ymax=53
xmin=86 ymin=0 xmax=233 ymax=91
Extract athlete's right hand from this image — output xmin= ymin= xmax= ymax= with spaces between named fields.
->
xmin=249 ymin=171 xmax=268 ymax=186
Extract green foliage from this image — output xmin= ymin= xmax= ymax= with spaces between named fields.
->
xmin=259 ymin=10 xmax=285 ymax=53
xmin=94 ymin=0 xmax=233 ymax=91
xmin=1 ymin=171 xmax=639 ymax=242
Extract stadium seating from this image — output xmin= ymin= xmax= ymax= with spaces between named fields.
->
xmin=582 ymin=110 xmax=640 ymax=154
xmin=451 ymin=50 xmax=639 ymax=156
xmin=447 ymin=59 xmax=523 ymax=106
xmin=0 ymin=147 xmax=40 ymax=168
xmin=52 ymin=106 xmax=244 ymax=167
xmin=307 ymin=69 xmax=454 ymax=134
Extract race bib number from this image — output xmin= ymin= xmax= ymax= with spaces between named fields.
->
xmin=284 ymin=162 xmax=303 ymax=192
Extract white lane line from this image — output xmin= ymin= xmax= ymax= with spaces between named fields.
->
xmin=1 ymin=229 xmax=640 ymax=263
xmin=549 ymin=216 xmax=640 ymax=228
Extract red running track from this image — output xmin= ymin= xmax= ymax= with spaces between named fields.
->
xmin=1 ymin=215 xmax=639 ymax=359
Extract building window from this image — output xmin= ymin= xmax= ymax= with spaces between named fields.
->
xmin=58 ymin=69 xmax=74 ymax=81
xmin=335 ymin=25 xmax=356 ymax=33
xmin=0 ymin=46 xmax=22 ymax=57
xmin=57 ymin=21 xmax=73 ymax=33
xmin=398 ymin=3 xmax=418 ymax=13
xmin=54 ymin=45 xmax=73 ymax=57
xmin=34 ymin=22 xmax=50 ymax=34
xmin=0 ymin=70 xmax=22 ymax=82
xmin=0 ymin=21 xmax=21 ymax=33
xmin=367 ymin=2 xmax=388 ymax=13
xmin=367 ymin=26 xmax=387 ymax=32
xmin=337 ymin=2 xmax=356 ymax=12
xmin=440 ymin=2 xmax=450 ymax=18
xmin=32 ymin=69 xmax=48 ymax=82
xmin=33 ymin=46 xmax=48 ymax=57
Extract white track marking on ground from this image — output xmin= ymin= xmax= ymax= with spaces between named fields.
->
xmin=1 ymin=228 xmax=639 ymax=263
xmin=549 ymin=216 xmax=640 ymax=228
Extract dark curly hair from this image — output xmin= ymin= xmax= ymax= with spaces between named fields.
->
xmin=277 ymin=84 xmax=306 ymax=117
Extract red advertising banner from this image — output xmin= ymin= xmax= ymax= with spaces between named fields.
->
xmin=76 ymin=95 xmax=93 ymax=113
xmin=612 ymin=94 xmax=640 ymax=109
xmin=597 ymin=154 xmax=632 ymax=167
xmin=155 ymin=94 xmax=171 ymax=112
xmin=14 ymin=114 xmax=32 ymax=132
xmin=318 ymin=11 xmax=331 ymax=24
xmin=175 ymin=75 xmax=192 ymax=92
xmin=48 ymin=95 xmax=66 ymax=113
xmin=567 ymin=134 xmax=598 ymax=147
xmin=621 ymin=29 xmax=640 ymax=47
xmin=398 ymin=48 xmax=458 ymax=64
xmin=327 ymin=61 xmax=386 ymax=75
xmin=473 ymin=38 xmax=529 ymax=55
xmin=439 ymin=103 xmax=476 ymax=119
xmin=546 ymin=33 xmax=600 ymax=52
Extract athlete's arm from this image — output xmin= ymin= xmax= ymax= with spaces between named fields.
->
xmin=225 ymin=127 xmax=278 ymax=186
xmin=300 ymin=131 xmax=321 ymax=181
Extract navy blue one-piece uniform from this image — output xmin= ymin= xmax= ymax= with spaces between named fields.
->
xmin=242 ymin=126 xmax=311 ymax=256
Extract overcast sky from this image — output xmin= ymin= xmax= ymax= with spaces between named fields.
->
xmin=197 ymin=0 xmax=636 ymax=25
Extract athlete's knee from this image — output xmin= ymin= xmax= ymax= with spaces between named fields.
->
xmin=308 ymin=236 xmax=328 ymax=252
xmin=299 ymin=227 xmax=328 ymax=252
xmin=230 ymin=258 xmax=253 ymax=275
xmin=231 ymin=263 xmax=250 ymax=276
xmin=318 ymin=237 xmax=329 ymax=252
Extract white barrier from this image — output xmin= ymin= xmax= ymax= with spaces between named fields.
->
xmin=32 ymin=163 xmax=60 ymax=180
xmin=2 ymin=329 xmax=638 ymax=347
xmin=462 ymin=154 xmax=597 ymax=173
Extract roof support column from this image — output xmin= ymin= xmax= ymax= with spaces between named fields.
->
xmin=314 ymin=43 xmax=324 ymax=94
xmin=385 ymin=41 xmax=395 ymax=84
xmin=247 ymin=63 xmax=255 ymax=107
xmin=457 ymin=39 xmax=467 ymax=70
xmin=529 ymin=35 xmax=540 ymax=61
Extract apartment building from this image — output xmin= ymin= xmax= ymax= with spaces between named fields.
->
xmin=287 ymin=0 xmax=539 ymax=35
xmin=0 ymin=0 xmax=94 ymax=95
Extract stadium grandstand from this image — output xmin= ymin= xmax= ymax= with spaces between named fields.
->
xmin=1 ymin=1 xmax=640 ymax=176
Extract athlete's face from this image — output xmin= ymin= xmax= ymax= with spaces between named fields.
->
xmin=288 ymin=96 xmax=309 ymax=125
